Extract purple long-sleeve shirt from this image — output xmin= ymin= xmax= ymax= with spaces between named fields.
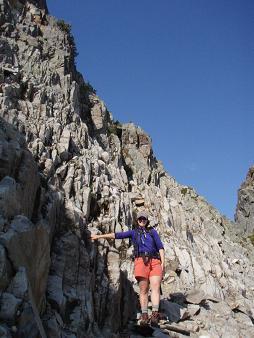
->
xmin=115 ymin=227 xmax=164 ymax=255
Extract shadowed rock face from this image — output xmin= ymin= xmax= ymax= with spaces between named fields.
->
xmin=235 ymin=166 xmax=254 ymax=236
xmin=0 ymin=1 xmax=253 ymax=337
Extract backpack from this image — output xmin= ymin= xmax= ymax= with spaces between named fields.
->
xmin=131 ymin=227 xmax=160 ymax=261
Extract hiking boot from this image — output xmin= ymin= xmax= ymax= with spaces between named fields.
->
xmin=140 ymin=312 xmax=149 ymax=326
xmin=150 ymin=311 xmax=160 ymax=327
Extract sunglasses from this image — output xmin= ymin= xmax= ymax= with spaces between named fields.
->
xmin=138 ymin=217 xmax=147 ymax=222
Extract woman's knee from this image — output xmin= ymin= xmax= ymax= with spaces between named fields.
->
xmin=149 ymin=278 xmax=161 ymax=291
xmin=139 ymin=284 xmax=149 ymax=294
xmin=139 ymin=280 xmax=149 ymax=294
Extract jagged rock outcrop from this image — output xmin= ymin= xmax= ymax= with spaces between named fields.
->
xmin=0 ymin=1 xmax=254 ymax=337
xmin=235 ymin=165 xmax=254 ymax=236
xmin=0 ymin=119 xmax=49 ymax=337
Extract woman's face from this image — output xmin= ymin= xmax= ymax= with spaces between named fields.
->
xmin=138 ymin=217 xmax=148 ymax=227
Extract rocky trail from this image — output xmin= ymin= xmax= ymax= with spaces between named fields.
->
xmin=120 ymin=287 xmax=254 ymax=338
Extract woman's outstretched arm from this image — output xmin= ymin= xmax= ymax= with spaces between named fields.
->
xmin=91 ymin=233 xmax=115 ymax=240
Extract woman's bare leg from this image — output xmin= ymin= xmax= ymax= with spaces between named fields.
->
xmin=138 ymin=277 xmax=149 ymax=310
xmin=149 ymin=275 xmax=162 ymax=325
xmin=149 ymin=275 xmax=161 ymax=309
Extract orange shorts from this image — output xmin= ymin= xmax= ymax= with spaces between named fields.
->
xmin=134 ymin=257 xmax=162 ymax=279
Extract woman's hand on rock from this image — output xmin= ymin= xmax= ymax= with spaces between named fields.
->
xmin=90 ymin=234 xmax=100 ymax=240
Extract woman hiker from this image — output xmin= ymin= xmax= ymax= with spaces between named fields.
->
xmin=90 ymin=210 xmax=165 ymax=326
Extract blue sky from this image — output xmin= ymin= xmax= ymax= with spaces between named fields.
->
xmin=47 ymin=0 xmax=254 ymax=220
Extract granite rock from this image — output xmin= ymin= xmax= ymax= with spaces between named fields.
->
xmin=0 ymin=1 xmax=253 ymax=337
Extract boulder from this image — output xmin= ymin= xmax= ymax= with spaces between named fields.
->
xmin=0 ymin=292 xmax=21 ymax=323
xmin=0 ymin=176 xmax=21 ymax=218
xmin=160 ymin=299 xmax=188 ymax=322
xmin=7 ymin=266 xmax=29 ymax=300
xmin=185 ymin=289 xmax=206 ymax=305
xmin=0 ymin=216 xmax=50 ymax=309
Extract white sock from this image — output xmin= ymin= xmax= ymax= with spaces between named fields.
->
xmin=152 ymin=305 xmax=159 ymax=312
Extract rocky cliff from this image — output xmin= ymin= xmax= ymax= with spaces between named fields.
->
xmin=0 ymin=1 xmax=254 ymax=337
xmin=235 ymin=166 xmax=254 ymax=236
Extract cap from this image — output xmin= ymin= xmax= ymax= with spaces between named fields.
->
xmin=137 ymin=211 xmax=149 ymax=220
